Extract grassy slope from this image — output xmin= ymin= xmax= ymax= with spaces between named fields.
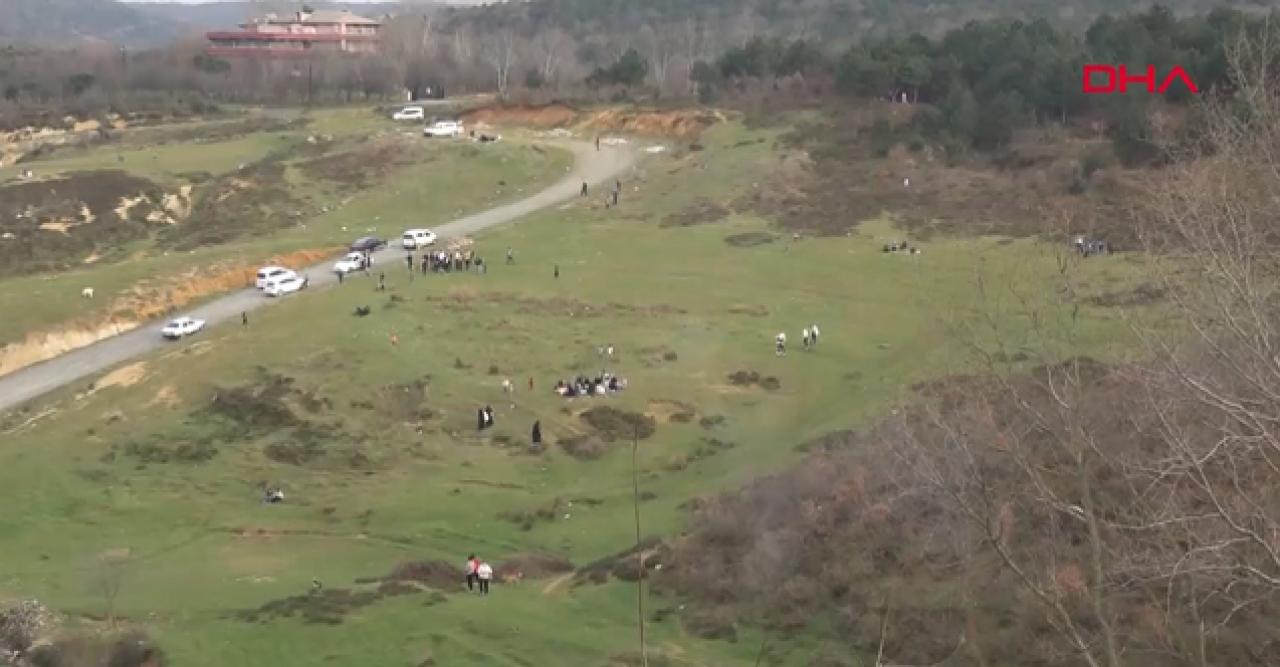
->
xmin=0 ymin=121 xmax=1149 ymax=666
xmin=0 ymin=109 xmax=572 ymax=346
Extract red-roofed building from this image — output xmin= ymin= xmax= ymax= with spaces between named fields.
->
xmin=206 ymin=9 xmax=381 ymax=58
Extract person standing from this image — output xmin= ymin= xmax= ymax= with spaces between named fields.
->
xmin=811 ymin=324 xmax=820 ymax=346
xmin=477 ymin=561 xmax=493 ymax=595
xmin=241 ymin=312 xmax=248 ymax=327
xmin=477 ymin=408 xmax=486 ymax=432
xmin=581 ymin=181 xmax=588 ymax=197
xmin=506 ymin=247 xmax=514 ymax=265
xmin=465 ymin=554 xmax=480 ymax=591
xmin=554 ymin=264 xmax=560 ymax=279
xmin=595 ymin=136 xmax=600 ymax=151
xmin=775 ymin=332 xmax=787 ymax=356
xmin=338 ymin=270 xmax=345 ymax=284
xmin=531 ymin=420 xmax=542 ymax=448
xmin=802 ymin=327 xmax=811 ymax=350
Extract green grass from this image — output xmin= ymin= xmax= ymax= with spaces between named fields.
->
xmin=0 ymin=121 xmax=1152 ymax=665
xmin=0 ymin=108 xmax=572 ymax=347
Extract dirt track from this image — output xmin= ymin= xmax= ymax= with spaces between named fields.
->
xmin=0 ymin=139 xmax=636 ymax=414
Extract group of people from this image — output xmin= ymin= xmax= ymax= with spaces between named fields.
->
xmin=883 ymin=240 xmax=921 ymax=255
xmin=1073 ymin=236 xmax=1109 ymax=257
xmin=554 ymin=372 xmax=627 ymax=398
xmin=465 ymin=554 xmax=494 ymax=595
xmin=775 ymin=324 xmax=821 ymax=355
xmin=416 ymin=249 xmax=486 ymax=274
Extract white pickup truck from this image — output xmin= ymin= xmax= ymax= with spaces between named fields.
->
xmin=424 ymin=120 xmax=464 ymax=138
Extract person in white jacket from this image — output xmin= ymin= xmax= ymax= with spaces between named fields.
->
xmin=477 ymin=561 xmax=493 ymax=595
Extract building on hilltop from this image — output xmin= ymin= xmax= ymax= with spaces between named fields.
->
xmin=206 ymin=9 xmax=381 ymax=58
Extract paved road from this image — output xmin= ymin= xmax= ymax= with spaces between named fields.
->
xmin=0 ymin=140 xmax=635 ymax=413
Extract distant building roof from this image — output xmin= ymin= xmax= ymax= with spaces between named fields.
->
xmin=259 ymin=10 xmax=381 ymax=26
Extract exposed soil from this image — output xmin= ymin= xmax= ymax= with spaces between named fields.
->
xmin=459 ymin=104 xmax=725 ymax=139
xmin=724 ymin=232 xmax=777 ymax=247
xmin=460 ymin=103 xmax=579 ymax=128
xmin=385 ymin=560 xmax=465 ymax=591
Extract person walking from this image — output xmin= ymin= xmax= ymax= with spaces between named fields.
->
xmin=241 ymin=312 xmax=248 ymax=327
xmin=465 ymin=554 xmax=480 ymax=591
xmin=477 ymin=407 xmax=486 ymax=432
xmin=531 ymin=420 xmax=542 ymax=448
xmin=378 ymin=272 xmax=386 ymax=291
xmin=477 ymin=560 xmax=493 ymax=595
xmin=810 ymin=324 xmax=820 ymax=346
xmin=775 ymin=332 xmax=787 ymax=356
xmin=802 ymin=327 xmax=811 ymax=350
xmin=506 ymin=247 xmax=514 ymax=265
xmin=554 ymin=264 xmax=560 ymax=279
xmin=338 ymin=270 xmax=345 ymax=284
xmin=595 ymin=136 xmax=600 ymax=151
xmin=581 ymin=181 xmax=588 ymax=197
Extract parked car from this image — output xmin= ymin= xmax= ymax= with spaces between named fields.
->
xmin=264 ymin=274 xmax=309 ymax=297
xmin=424 ymin=120 xmax=464 ymax=138
xmin=401 ymin=228 xmax=438 ymax=249
xmin=255 ymin=266 xmax=296 ymax=290
xmin=333 ymin=251 xmax=368 ymax=274
xmin=349 ymin=236 xmax=386 ymax=252
xmin=161 ymin=316 xmax=205 ymax=340
xmin=392 ymin=106 xmax=425 ymax=121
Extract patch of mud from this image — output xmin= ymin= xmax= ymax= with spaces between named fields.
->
xmin=724 ymin=232 xmax=777 ymax=247
xmin=660 ymin=198 xmax=730 ymax=227
xmin=579 ymin=108 xmax=726 ymax=139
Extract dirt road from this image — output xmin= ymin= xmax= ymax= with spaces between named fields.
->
xmin=0 ymin=140 xmax=635 ymax=414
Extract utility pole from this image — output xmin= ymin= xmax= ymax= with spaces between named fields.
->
xmin=632 ymin=424 xmax=648 ymax=667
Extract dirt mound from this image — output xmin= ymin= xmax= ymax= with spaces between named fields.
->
xmin=236 ymin=582 xmax=421 ymax=626
xmin=386 ymin=560 xmax=464 ymax=591
xmin=574 ymin=537 xmax=670 ymax=585
xmin=495 ymin=553 xmax=574 ymax=582
xmin=460 ymin=103 xmax=579 ymax=128
xmin=579 ymin=108 xmax=725 ymax=139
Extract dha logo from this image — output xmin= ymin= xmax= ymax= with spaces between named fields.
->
xmin=1082 ymin=65 xmax=1199 ymax=94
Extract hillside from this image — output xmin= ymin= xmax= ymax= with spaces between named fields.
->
xmin=0 ymin=0 xmax=179 ymax=48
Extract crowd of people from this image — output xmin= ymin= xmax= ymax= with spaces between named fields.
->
xmin=883 ymin=240 xmax=921 ymax=255
xmin=417 ymin=249 xmax=486 ymax=274
xmin=775 ymin=324 xmax=821 ymax=355
xmin=554 ymin=372 xmax=627 ymax=398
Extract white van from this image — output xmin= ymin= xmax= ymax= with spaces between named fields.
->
xmin=255 ymin=266 xmax=296 ymax=289
xmin=393 ymin=106 xmax=425 ymax=121
xmin=401 ymin=229 xmax=438 ymax=249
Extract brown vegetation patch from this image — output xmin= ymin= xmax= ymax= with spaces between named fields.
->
xmin=299 ymin=139 xmax=417 ymax=189
xmin=374 ymin=378 xmax=432 ymax=422
xmin=498 ymin=496 xmax=569 ymax=531
xmin=0 ymin=170 xmax=165 ymax=276
xmin=558 ymin=434 xmax=608 ymax=460
xmin=580 ymin=405 xmax=656 ymax=441
xmin=495 ymin=553 xmax=574 ymax=582
xmin=235 ymin=582 xmax=421 ymax=626
xmin=574 ymin=537 xmax=671 ymax=586
xmin=726 ymin=370 xmax=781 ymax=391
xmin=646 ymin=399 xmax=697 ymax=424
xmin=169 ymin=158 xmax=303 ymax=249
xmin=423 ymin=292 xmax=686 ymax=319
xmin=385 ymin=560 xmax=465 ymax=591
xmin=660 ymin=198 xmax=730 ymax=227
xmin=723 ymin=231 xmax=777 ymax=247
xmin=1085 ymin=282 xmax=1166 ymax=308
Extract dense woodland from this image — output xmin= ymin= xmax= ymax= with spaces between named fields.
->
xmin=2 ymin=3 xmax=1274 ymax=164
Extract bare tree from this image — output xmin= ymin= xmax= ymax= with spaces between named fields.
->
xmin=95 ymin=552 xmax=127 ymax=629
xmin=483 ymin=28 xmax=518 ymax=99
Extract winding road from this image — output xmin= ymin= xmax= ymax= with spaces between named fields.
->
xmin=0 ymin=140 xmax=636 ymax=413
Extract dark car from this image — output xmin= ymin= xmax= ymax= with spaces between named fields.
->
xmin=349 ymin=236 xmax=386 ymax=252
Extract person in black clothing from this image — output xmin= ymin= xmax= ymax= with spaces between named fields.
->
xmin=241 ymin=312 xmax=248 ymax=327
xmin=378 ymin=272 xmax=386 ymax=291
xmin=484 ymin=405 xmax=495 ymax=429
xmin=406 ymin=254 xmax=414 ymax=271
xmin=477 ymin=408 xmax=486 ymax=431
xmin=531 ymin=420 xmax=542 ymax=448
xmin=554 ymin=264 xmax=560 ymax=279
xmin=581 ymin=181 xmax=588 ymax=197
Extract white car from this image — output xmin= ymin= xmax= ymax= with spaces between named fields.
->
xmin=393 ymin=106 xmax=425 ymax=121
xmin=264 ymin=275 xmax=309 ymax=297
xmin=255 ymin=266 xmax=296 ymax=290
xmin=161 ymin=317 xmax=205 ymax=340
xmin=424 ymin=120 xmax=463 ymax=138
xmin=333 ymin=251 xmax=367 ymax=274
xmin=401 ymin=228 xmax=437 ymax=249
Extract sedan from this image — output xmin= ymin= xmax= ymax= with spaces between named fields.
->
xmin=161 ymin=317 xmax=205 ymax=340
xmin=350 ymin=236 xmax=386 ymax=253
xmin=265 ymin=275 xmax=309 ymax=297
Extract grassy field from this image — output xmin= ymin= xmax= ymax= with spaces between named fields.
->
xmin=0 ymin=107 xmax=572 ymax=348
xmin=0 ymin=120 xmax=1153 ymax=665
